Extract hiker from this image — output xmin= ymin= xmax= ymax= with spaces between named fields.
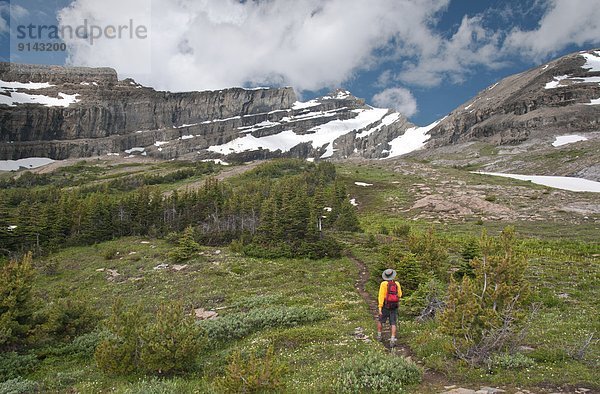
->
xmin=377 ymin=268 xmax=402 ymax=346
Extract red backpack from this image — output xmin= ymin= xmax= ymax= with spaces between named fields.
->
xmin=384 ymin=281 xmax=399 ymax=309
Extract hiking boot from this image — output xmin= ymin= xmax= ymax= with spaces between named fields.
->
xmin=376 ymin=332 xmax=382 ymax=341
xmin=389 ymin=337 xmax=397 ymax=347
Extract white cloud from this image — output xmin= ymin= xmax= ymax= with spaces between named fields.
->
xmin=372 ymin=87 xmax=417 ymax=117
xmin=504 ymin=0 xmax=600 ymax=60
xmin=58 ymin=0 xmax=451 ymax=92
xmin=54 ymin=0 xmax=600 ymax=95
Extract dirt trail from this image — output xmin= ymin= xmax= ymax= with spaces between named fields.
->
xmin=347 ymin=252 xmax=449 ymax=389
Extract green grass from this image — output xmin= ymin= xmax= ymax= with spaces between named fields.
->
xmin=5 ymin=158 xmax=599 ymax=392
xmin=25 ymin=237 xmax=382 ymax=392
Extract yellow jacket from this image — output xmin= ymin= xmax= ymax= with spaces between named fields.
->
xmin=378 ymin=280 xmax=402 ymax=313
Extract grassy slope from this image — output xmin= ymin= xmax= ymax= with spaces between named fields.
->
xmin=338 ymin=161 xmax=599 ymax=389
xmin=32 ymin=238 xmax=379 ymax=392
xmin=7 ymin=158 xmax=599 ymax=392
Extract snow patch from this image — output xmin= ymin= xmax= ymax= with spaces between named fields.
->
xmin=0 ymin=91 xmax=80 ymax=107
xmin=349 ymin=198 xmax=358 ymax=206
xmin=541 ymin=64 xmax=549 ymax=70
xmin=385 ymin=119 xmax=442 ymax=158
xmin=124 ymin=147 xmax=145 ymax=154
xmin=0 ymin=157 xmax=55 ymax=171
xmin=581 ymin=52 xmax=600 ymax=72
xmin=487 ymin=82 xmax=499 ymax=90
xmin=201 ymin=159 xmax=230 ymax=165
xmin=552 ymin=135 xmax=588 ymax=147
xmin=587 ymin=97 xmax=600 ymax=105
xmin=154 ymin=141 xmax=169 ymax=147
xmin=354 ymin=182 xmax=373 ymax=187
xmin=473 ymin=172 xmax=600 ymax=193
xmin=545 ymin=75 xmax=569 ymax=89
xmin=207 ymin=107 xmax=389 ymax=159
xmin=356 ymin=112 xmax=400 ymax=139
xmin=0 ymin=80 xmax=53 ymax=90
xmin=292 ymin=100 xmax=320 ymax=110
xmin=180 ymin=135 xmax=194 ymax=140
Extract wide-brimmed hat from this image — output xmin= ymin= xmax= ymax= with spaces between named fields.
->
xmin=382 ymin=268 xmax=397 ymax=280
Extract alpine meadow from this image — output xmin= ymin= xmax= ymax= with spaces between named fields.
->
xmin=1 ymin=1 xmax=600 ymax=393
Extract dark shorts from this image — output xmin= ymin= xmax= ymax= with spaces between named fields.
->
xmin=379 ymin=307 xmax=397 ymax=325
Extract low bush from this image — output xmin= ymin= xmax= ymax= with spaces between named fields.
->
xmin=0 ymin=352 xmax=38 ymax=381
xmin=48 ymin=329 xmax=111 ymax=359
xmin=95 ymin=301 xmax=206 ymax=376
xmin=214 ymin=346 xmax=286 ymax=393
xmin=333 ymin=351 xmax=422 ymax=393
xmin=35 ymin=298 xmax=101 ymax=344
xmin=489 ymin=352 xmax=535 ymax=370
xmin=200 ymin=306 xmax=328 ymax=343
xmin=410 ymin=330 xmax=454 ymax=371
xmin=400 ymin=278 xmax=446 ymax=318
xmin=0 ymin=377 xmax=38 ymax=394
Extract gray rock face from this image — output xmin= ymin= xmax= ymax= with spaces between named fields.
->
xmin=0 ymin=63 xmax=413 ymax=161
xmin=428 ymin=49 xmax=600 ymax=147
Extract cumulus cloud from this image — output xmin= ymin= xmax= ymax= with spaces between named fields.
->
xmin=57 ymin=0 xmax=451 ymax=91
xmin=504 ymin=0 xmax=600 ymax=60
xmin=372 ymin=87 xmax=417 ymax=117
xmin=54 ymin=0 xmax=600 ymax=96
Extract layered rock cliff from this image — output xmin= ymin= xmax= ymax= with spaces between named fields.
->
xmin=427 ymin=49 xmax=600 ymax=146
xmin=0 ymin=62 xmax=412 ymax=161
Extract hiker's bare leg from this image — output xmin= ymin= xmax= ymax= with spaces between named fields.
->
xmin=377 ymin=319 xmax=382 ymax=334
xmin=391 ymin=324 xmax=396 ymax=338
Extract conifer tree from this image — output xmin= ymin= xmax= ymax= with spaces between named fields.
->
xmin=439 ymin=227 xmax=529 ymax=360
xmin=0 ymin=252 xmax=36 ymax=348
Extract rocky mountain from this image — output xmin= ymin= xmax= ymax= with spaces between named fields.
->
xmin=427 ymin=49 xmax=600 ymax=147
xmin=1 ymin=49 xmax=599 ymax=166
xmin=0 ymin=63 xmax=412 ymax=162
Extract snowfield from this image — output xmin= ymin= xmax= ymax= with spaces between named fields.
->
xmin=473 ymin=172 xmax=600 ymax=193
xmin=0 ymin=157 xmax=55 ymax=171
xmin=0 ymin=80 xmax=80 ymax=107
xmin=384 ymin=119 xmax=442 ymax=158
xmin=207 ymin=107 xmax=389 ymax=158
xmin=552 ymin=135 xmax=588 ymax=147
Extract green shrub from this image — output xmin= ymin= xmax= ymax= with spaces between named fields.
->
xmin=401 ymin=278 xmax=446 ymax=318
xmin=49 ymin=329 xmax=110 ymax=359
xmin=0 ymin=352 xmax=38 ymax=381
xmin=35 ymin=298 xmax=101 ymax=344
xmin=120 ymin=377 xmax=212 ymax=394
xmin=0 ymin=252 xmax=36 ymax=348
xmin=410 ymin=330 xmax=454 ymax=371
xmin=95 ymin=301 xmax=145 ymax=375
xmin=201 ymin=306 xmax=328 ymax=343
xmin=95 ymin=301 xmax=206 ymax=376
xmin=333 ymin=352 xmax=422 ymax=393
xmin=439 ymin=228 xmax=530 ymax=364
xmin=395 ymin=253 xmax=428 ymax=295
xmin=0 ymin=377 xmax=38 ymax=394
xmin=392 ymin=224 xmax=411 ymax=238
xmin=489 ymin=353 xmax=535 ymax=370
xmin=214 ymin=346 xmax=286 ymax=393
xmin=529 ymin=346 xmax=570 ymax=363
xmin=103 ymin=248 xmax=119 ymax=260
xmin=407 ymin=226 xmax=449 ymax=280
xmin=139 ymin=302 xmax=207 ymax=375
xmin=169 ymin=226 xmax=201 ymax=262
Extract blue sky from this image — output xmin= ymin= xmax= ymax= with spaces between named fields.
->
xmin=2 ymin=0 xmax=600 ymax=125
